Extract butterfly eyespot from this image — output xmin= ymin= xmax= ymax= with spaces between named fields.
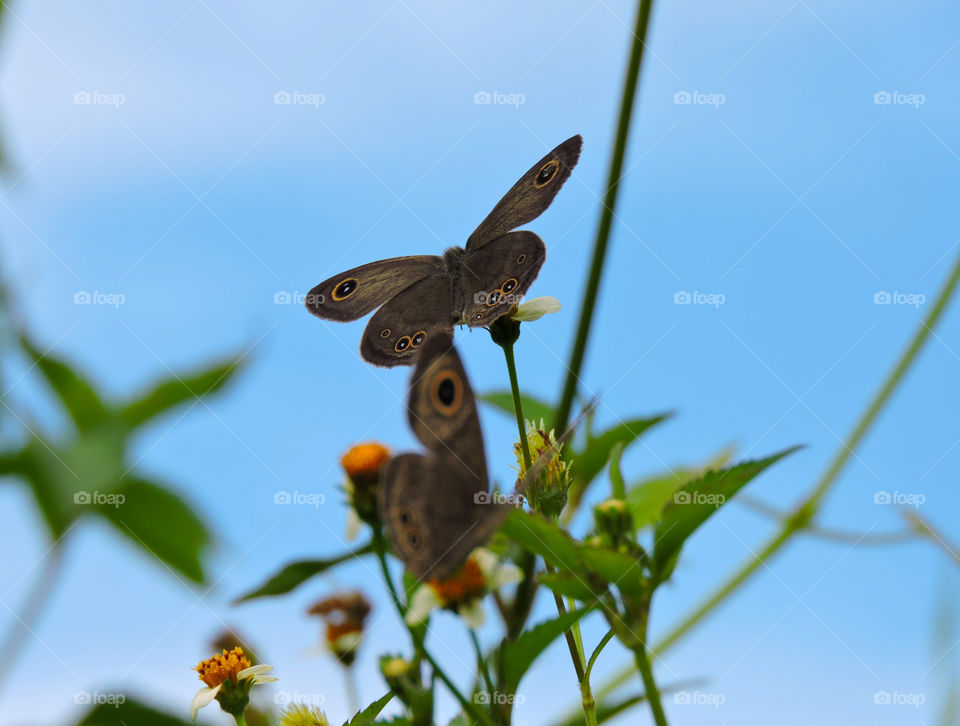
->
xmin=474 ymin=312 xmax=484 ymax=321
xmin=516 ymin=254 xmax=527 ymax=264
xmin=398 ymin=508 xmax=412 ymax=525
xmin=411 ymin=330 xmax=427 ymax=347
xmin=486 ymin=290 xmax=502 ymax=307
xmin=534 ymin=159 xmax=560 ymax=188
xmin=379 ymin=328 xmax=391 ymax=338
xmin=430 ymin=369 xmax=463 ymax=415
xmin=395 ymin=336 xmax=412 ymax=352
xmin=407 ymin=532 xmax=421 ymax=547
xmin=331 ymin=278 xmax=359 ymax=301
xmin=500 ymin=278 xmax=518 ymax=294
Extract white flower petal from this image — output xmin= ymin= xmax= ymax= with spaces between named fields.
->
xmin=472 ymin=548 xmax=499 ymax=577
xmin=512 ymin=296 xmax=561 ymax=322
xmin=345 ymin=507 xmax=362 ymax=542
xmin=189 ymin=684 xmax=221 ymax=720
xmin=251 ymin=675 xmax=279 ymax=684
xmin=238 ymin=663 xmax=274 ymax=680
xmin=459 ymin=600 xmax=486 ymax=628
xmin=405 ymin=585 xmax=442 ymax=625
xmin=491 ymin=561 xmax=524 ymax=588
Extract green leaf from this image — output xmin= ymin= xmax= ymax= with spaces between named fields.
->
xmin=234 ymin=543 xmax=374 ymax=603
xmin=653 ymin=446 xmax=802 ymax=578
xmin=77 ymin=696 xmax=195 ymax=726
xmin=119 ymin=356 xmax=244 ymax=430
xmin=569 ymin=414 xmax=670 ymax=509
xmin=608 ymin=443 xmax=626 ymax=499
xmin=19 ymin=333 xmax=109 ymax=431
xmin=502 ymin=606 xmax=594 ymax=691
xmin=538 ymin=571 xmax=598 ymax=601
xmin=576 ymin=544 xmax=645 ymax=599
xmin=100 ymin=477 xmax=212 ymax=583
xmin=480 ymin=391 xmax=555 ymax=427
xmin=501 ymin=510 xmax=588 ymax=579
xmin=343 ymin=692 xmax=394 ymax=726
xmin=18 ymin=437 xmax=78 ymax=537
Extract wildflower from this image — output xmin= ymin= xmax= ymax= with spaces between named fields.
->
xmin=308 ymin=591 xmax=372 ymax=666
xmin=190 ymin=646 xmax=277 ymax=719
xmin=340 ymin=442 xmax=391 ymax=539
xmin=515 ymin=420 xmax=571 ymax=519
xmin=406 ymin=549 xmax=522 ymax=628
xmin=511 ymin=296 xmax=561 ymax=322
xmin=278 ymin=702 xmax=330 ymax=726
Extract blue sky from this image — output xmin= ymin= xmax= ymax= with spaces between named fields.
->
xmin=1 ymin=1 xmax=959 ymax=724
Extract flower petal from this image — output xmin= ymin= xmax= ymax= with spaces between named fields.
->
xmin=251 ymin=675 xmax=279 ymax=684
xmin=189 ymin=684 xmax=221 ymax=720
xmin=238 ymin=663 xmax=274 ymax=680
xmin=345 ymin=507 xmax=362 ymax=542
xmin=491 ymin=561 xmax=524 ymax=588
xmin=472 ymin=548 xmax=499 ymax=577
xmin=405 ymin=585 xmax=442 ymax=625
xmin=459 ymin=600 xmax=486 ymax=628
xmin=512 ymin=296 xmax=561 ymax=322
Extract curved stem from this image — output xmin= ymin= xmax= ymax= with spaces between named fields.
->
xmin=585 ymin=629 xmax=615 ymax=683
xmin=501 ymin=342 xmax=532 ymax=471
xmin=554 ymin=0 xmax=657 ymax=433
xmin=0 ymin=543 xmax=65 ymax=696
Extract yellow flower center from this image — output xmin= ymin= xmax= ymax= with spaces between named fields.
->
xmin=278 ymin=702 xmax=330 ymax=726
xmin=430 ymin=558 xmax=487 ymax=605
xmin=340 ymin=442 xmax=390 ymax=478
xmin=193 ymin=646 xmax=251 ymax=688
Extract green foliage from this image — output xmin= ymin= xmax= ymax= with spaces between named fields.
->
xmin=76 ymin=696 xmax=195 ymax=726
xmin=343 ymin=692 xmax=394 ymax=726
xmin=501 ymin=606 xmax=594 ymax=691
xmin=480 ymin=391 xmax=555 ymax=428
xmin=234 ymin=544 xmax=374 ymax=603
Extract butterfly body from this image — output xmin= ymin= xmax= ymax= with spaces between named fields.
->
xmin=307 ymin=135 xmax=582 ymax=366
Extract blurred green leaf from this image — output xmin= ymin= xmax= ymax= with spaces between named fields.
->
xmin=234 ymin=543 xmax=374 ymax=603
xmin=501 ymin=510 xmax=588 ymax=580
xmin=119 ymin=356 xmax=244 ymax=430
xmin=576 ymin=545 xmax=644 ymax=599
xmin=17 ymin=437 xmax=78 ymax=537
xmin=77 ymin=696 xmax=194 ymax=726
xmin=19 ymin=333 xmax=109 ymax=431
xmin=100 ymin=477 xmax=211 ymax=583
xmin=568 ymin=414 xmax=670 ymax=510
xmin=653 ymin=446 xmax=801 ymax=579
xmin=502 ymin=606 xmax=594 ymax=691
xmin=538 ymin=571 xmax=597 ymax=601
xmin=608 ymin=442 xmax=626 ymax=499
xmin=480 ymin=391 xmax=555 ymax=427
xmin=344 ymin=692 xmax=394 ymax=726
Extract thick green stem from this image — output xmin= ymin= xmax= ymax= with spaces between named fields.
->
xmin=232 ymin=714 xmax=248 ymax=726
xmin=554 ymin=0 xmax=656 ymax=433
xmin=634 ymin=645 xmax=668 ymax=726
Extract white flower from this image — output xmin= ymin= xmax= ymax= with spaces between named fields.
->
xmin=405 ymin=548 xmax=523 ymax=627
xmin=511 ymin=296 xmax=561 ymax=322
xmin=190 ymin=647 xmax=277 ymax=720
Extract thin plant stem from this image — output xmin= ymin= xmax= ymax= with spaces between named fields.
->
xmin=585 ymin=629 xmax=615 ymax=682
xmin=0 ymin=543 xmax=65 ymax=696
xmin=634 ymin=645 xmax=668 ymax=726
xmin=653 ymin=247 xmax=960 ymax=656
xmin=554 ymin=0 xmax=657 ymax=433
xmin=233 ymin=714 xmax=248 ymax=726
xmin=502 ymin=341 xmax=532 ymax=470
xmin=345 ymin=667 xmax=360 ymax=715
xmin=372 ymin=529 xmax=495 ymax=726
xmin=470 ymin=629 xmax=495 ymax=698
xmin=580 ymin=630 xmax=614 ymax=726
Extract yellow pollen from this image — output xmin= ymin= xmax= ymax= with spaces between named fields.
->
xmin=193 ymin=646 xmax=251 ymax=688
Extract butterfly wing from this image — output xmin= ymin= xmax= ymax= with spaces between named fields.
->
xmin=465 ymin=135 xmax=582 ymax=251
xmin=305 ymin=256 xmax=443 ymax=322
xmin=359 ymin=274 xmax=456 ymax=367
xmin=459 ymin=231 xmax=546 ymax=327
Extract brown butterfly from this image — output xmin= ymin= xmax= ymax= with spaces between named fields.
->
xmin=306 ymin=135 xmax=582 ymax=366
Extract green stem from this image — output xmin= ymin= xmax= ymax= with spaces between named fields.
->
xmin=0 ymin=543 xmax=65 ymax=696
xmin=554 ymin=0 xmax=656 ymax=433
xmin=233 ymin=714 xmax=248 ymax=726
xmin=634 ymin=644 xmax=668 ymax=726
xmin=653 ymin=247 xmax=960 ymax=656
xmin=372 ymin=529 xmax=495 ymax=726
xmin=502 ymin=342 xmax=532 ymax=470
xmin=585 ymin=629 xmax=615 ymax=682
xmin=580 ymin=630 xmax=614 ymax=726
xmin=470 ymin=628 xmax=495 ymax=699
